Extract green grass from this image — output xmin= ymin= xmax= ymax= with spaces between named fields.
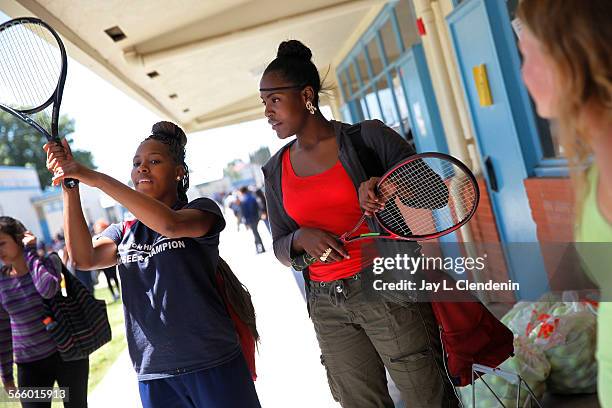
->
xmin=87 ymin=287 xmax=127 ymax=393
xmin=0 ymin=287 xmax=126 ymax=407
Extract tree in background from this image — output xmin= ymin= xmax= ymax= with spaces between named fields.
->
xmin=0 ymin=111 xmax=96 ymax=188
xmin=249 ymin=146 xmax=271 ymax=166
xmin=223 ymin=159 xmax=243 ymax=182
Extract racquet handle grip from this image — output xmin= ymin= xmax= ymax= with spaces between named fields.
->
xmin=52 ymin=140 xmax=79 ymax=189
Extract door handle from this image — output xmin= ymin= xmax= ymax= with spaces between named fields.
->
xmin=484 ymin=156 xmax=499 ymax=192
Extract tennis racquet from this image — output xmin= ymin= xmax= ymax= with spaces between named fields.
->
xmin=0 ymin=17 xmax=78 ymax=188
xmin=296 ymin=152 xmax=480 ymax=269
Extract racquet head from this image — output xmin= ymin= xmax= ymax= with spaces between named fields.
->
xmin=0 ymin=17 xmax=78 ymax=188
xmin=0 ymin=17 xmax=67 ymax=140
xmin=374 ymin=152 xmax=479 ymax=240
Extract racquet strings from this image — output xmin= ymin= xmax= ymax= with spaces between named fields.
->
xmin=0 ymin=19 xmax=62 ymax=134
xmin=376 ymin=157 xmax=477 ymax=237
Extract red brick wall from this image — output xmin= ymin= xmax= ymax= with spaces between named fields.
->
xmin=469 ymin=178 xmax=502 ymax=242
xmin=459 ymin=178 xmax=512 ymax=302
xmin=423 ymin=177 xmax=576 ymax=301
xmin=523 ymin=177 xmax=575 ymax=242
xmin=524 ymin=177 xmax=579 ymax=287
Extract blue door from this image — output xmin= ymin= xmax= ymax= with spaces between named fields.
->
xmin=399 ymin=44 xmax=448 ymax=154
xmin=398 ymin=43 xmax=462 ymax=254
xmin=447 ymin=0 xmax=548 ymax=299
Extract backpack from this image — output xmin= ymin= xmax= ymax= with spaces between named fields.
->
xmin=214 ymin=257 xmax=258 ymax=381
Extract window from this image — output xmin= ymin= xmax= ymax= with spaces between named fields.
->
xmin=356 ymin=51 xmax=370 ymax=84
xmin=367 ymin=37 xmax=384 ymax=76
xmin=347 ymin=63 xmax=359 ymax=94
xmin=391 ymin=69 xmax=410 ymax=131
xmin=364 ymin=88 xmax=384 ymax=121
xmin=380 ymin=18 xmax=401 ymax=63
xmin=376 ymin=75 xmax=400 ymax=127
xmin=339 ymin=72 xmax=351 ymax=101
xmin=394 ymin=0 xmax=419 ymax=52
xmin=337 ymin=0 xmax=420 ymax=137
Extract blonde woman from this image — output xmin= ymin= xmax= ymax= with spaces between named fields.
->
xmin=517 ymin=1 xmax=612 ymax=406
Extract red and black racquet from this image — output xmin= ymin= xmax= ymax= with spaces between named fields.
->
xmin=0 ymin=17 xmax=78 ymax=188
xmin=297 ymin=152 xmax=479 ymax=269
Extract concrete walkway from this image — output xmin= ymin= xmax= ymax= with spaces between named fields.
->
xmin=88 ymin=216 xmax=339 ymax=407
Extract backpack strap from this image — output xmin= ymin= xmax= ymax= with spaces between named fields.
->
xmin=345 ymin=123 xmax=385 ymax=178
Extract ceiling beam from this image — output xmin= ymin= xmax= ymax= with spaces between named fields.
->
xmin=124 ymin=0 xmax=387 ymax=68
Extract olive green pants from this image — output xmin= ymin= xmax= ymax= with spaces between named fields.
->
xmin=308 ymin=274 xmax=459 ymax=408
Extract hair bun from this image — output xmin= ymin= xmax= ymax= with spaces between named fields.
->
xmin=277 ymin=40 xmax=312 ymax=61
xmin=151 ymin=121 xmax=187 ymax=147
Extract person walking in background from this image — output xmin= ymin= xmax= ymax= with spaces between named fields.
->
xmin=518 ymin=1 xmax=612 ymax=406
xmin=260 ymin=40 xmax=458 ymax=407
xmin=0 ymin=217 xmax=89 ymax=408
xmin=93 ymin=220 xmax=120 ymax=301
xmin=44 ymin=121 xmax=260 ymax=408
xmin=228 ymin=194 xmax=243 ymax=232
xmin=239 ymin=187 xmax=265 ymax=254
xmin=255 ymin=189 xmax=270 ymax=233
xmin=35 ymin=241 xmax=47 ymax=259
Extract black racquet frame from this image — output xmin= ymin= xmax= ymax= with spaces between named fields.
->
xmin=0 ymin=17 xmax=78 ymax=188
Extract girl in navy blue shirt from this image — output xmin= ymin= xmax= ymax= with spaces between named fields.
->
xmin=44 ymin=121 xmax=260 ymax=408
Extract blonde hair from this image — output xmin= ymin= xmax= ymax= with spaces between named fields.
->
xmin=518 ymin=0 xmax=612 ymax=216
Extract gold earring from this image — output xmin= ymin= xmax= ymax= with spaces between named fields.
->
xmin=306 ymin=101 xmax=317 ymax=115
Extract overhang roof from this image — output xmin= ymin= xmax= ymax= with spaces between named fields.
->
xmin=2 ymin=0 xmax=387 ymax=131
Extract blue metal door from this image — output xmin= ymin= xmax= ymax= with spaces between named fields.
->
xmin=399 ymin=44 xmax=448 ymax=154
xmin=447 ymin=0 xmax=548 ymax=299
xmin=398 ymin=43 xmax=461 ymax=252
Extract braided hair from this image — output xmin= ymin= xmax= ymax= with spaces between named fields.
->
xmin=144 ymin=121 xmax=189 ymax=202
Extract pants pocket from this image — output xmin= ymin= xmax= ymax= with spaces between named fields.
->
xmin=388 ymin=349 xmax=432 ymax=372
xmin=307 ymin=291 xmax=319 ymax=318
xmin=320 ymin=354 xmax=341 ymax=402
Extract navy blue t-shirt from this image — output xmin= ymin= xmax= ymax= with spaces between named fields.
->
xmin=101 ymin=198 xmax=240 ymax=380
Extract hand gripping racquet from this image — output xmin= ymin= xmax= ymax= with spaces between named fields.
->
xmin=294 ymin=152 xmax=480 ymax=270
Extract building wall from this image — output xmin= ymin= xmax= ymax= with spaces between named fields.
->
xmin=79 ymin=184 xmax=110 ymax=227
xmin=0 ymin=167 xmax=44 ymax=238
xmin=467 ymin=177 xmax=510 ymax=282
xmin=41 ymin=199 xmax=64 ymax=240
xmin=32 ymin=184 xmax=114 ymax=240
xmin=524 ymin=177 xmax=574 ymax=242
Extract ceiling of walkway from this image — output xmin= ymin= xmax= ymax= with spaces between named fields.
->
xmin=3 ymin=0 xmax=387 ymax=131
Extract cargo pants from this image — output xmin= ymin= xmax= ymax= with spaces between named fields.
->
xmin=308 ymin=273 xmax=459 ymax=408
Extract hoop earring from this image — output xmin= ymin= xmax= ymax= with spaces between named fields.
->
xmin=305 ymin=101 xmax=317 ymax=115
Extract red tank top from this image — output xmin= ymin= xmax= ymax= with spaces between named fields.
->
xmin=281 ymin=148 xmax=371 ymax=282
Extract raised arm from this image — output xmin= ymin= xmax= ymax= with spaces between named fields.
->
xmin=45 ymin=140 xmax=217 ymax=243
xmin=24 ymin=247 xmax=61 ymax=299
xmin=61 ymin=185 xmax=119 ymax=270
xmin=87 ymin=172 xmax=217 ymax=239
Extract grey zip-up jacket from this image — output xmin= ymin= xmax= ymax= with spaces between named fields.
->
xmin=262 ymin=119 xmax=420 ymax=269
